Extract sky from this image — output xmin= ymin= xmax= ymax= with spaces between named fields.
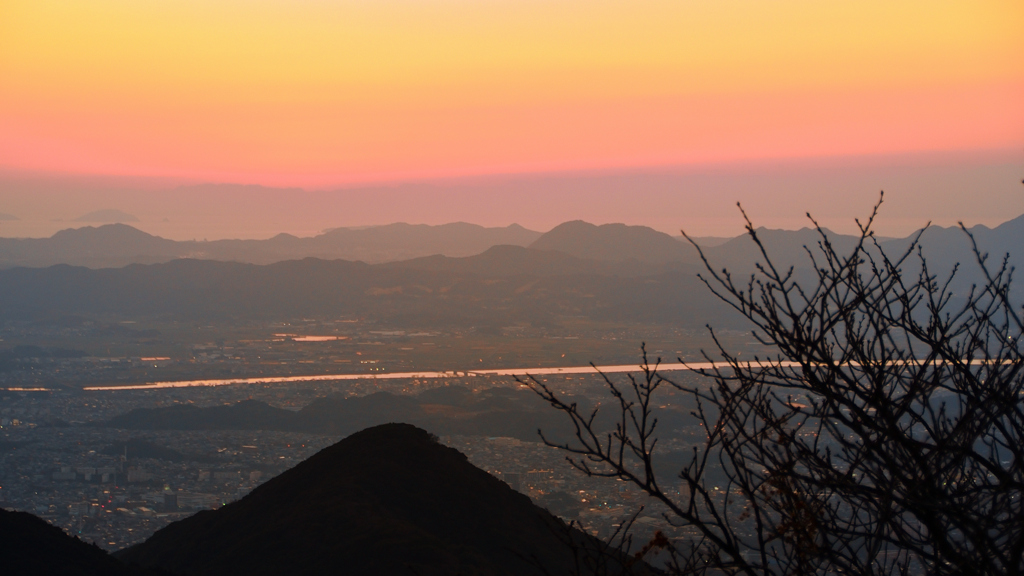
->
xmin=0 ymin=0 xmax=1022 ymax=237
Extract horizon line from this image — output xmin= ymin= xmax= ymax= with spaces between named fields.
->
xmin=2 ymin=146 xmax=1020 ymax=193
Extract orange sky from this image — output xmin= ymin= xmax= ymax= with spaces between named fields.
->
xmin=1 ymin=0 xmax=1022 ymax=187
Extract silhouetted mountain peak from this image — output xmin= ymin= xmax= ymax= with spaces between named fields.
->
xmin=267 ymin=232 xmax=299 ymax=241
xmin=118 ymin=423 xmax=606 ymax=576
xmin=747 ymin=225 xmax=837 ymax=237
xmin=51 ymin=223 xmax=158 ymax=242
xmin=993 ymin=212 xmax=1024 ymax=233
xmin=531 ymin=221 xmax=698 ymax=264
xmin=0 ymin=508 xmax=147 ymax=575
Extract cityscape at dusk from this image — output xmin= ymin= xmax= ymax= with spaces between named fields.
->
xmin=1 ymin=2 xmax=1022 ymax=575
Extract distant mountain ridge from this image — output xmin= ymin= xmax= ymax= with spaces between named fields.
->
xmin=1 ymin=215 xmax=1020 ymax=282
xmin=0 ymin=250 xmax=732 ymax=328
xmin=0 ymin=222 xmax=542 ymax=268
xmin=528 ymin=216 xmax=1024 ymax=280
xmin=0 ymin=214 xmax=1020 ymax=328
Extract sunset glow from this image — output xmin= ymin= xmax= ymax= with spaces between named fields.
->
xmin=2 ymin=0 xmax=1021 ymax=187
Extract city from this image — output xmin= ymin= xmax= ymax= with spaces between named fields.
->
xmin=1 ymin=317 xmax=737 ymax=551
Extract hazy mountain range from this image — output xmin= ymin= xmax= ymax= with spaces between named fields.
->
xmin=0 ymin=249 xmax=728 ymax=328
xmin=0 ymin=215 xmax=1019 ymax=327
xmin=0 ymin=222 xmax=542 ymax=268
xmin=1 ymin=215 xmax=1021 ymax=274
